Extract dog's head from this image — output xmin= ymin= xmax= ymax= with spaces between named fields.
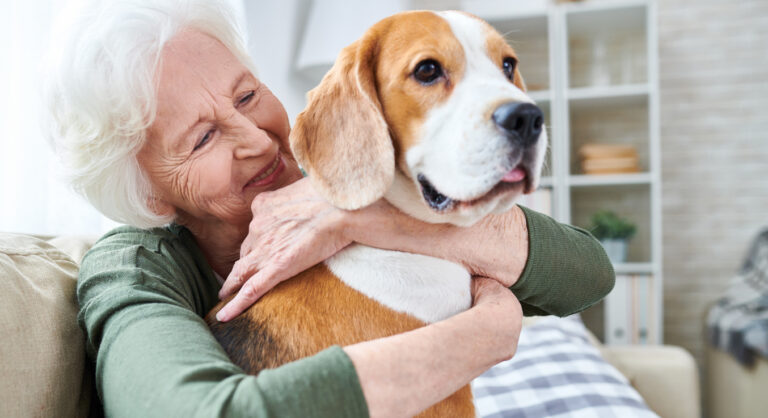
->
xmin=291 ymin=10 xmax=547 ymax=226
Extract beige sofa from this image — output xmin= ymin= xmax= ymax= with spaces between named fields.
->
xmin=707 ymin=346 xmax=768 ymax=418
xmin=0 ymin=232 xmax=701 ymax=417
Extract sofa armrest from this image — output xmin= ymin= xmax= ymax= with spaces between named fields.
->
xmin=600 ymin=345 xmax=701 ymax=418
xmin=46 ymin=235 xmax=98 ymax=264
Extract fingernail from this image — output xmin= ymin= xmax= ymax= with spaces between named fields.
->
xmin=216 ymin=310 xmax=228 ymax=322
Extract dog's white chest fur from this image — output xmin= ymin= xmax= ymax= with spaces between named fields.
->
xmin=324 ymin=244 xmax=472 ymax=324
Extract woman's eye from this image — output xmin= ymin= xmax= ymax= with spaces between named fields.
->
xmin=413 ymin=59 xmax=443 ymax=84
xmin=193 ymin=129 xmax=214 ymax=151
xmin=238 ymin=91 xmax=255 ymax=106
xmin=502 ymin=57 xmax=517 ymax=82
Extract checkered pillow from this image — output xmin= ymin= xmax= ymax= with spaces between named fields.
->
xmin=472 ymin=316 xmax=658 ymax=418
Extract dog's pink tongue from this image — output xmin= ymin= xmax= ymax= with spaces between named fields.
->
xmin=502 ymin=167 xmax=526 ymax=182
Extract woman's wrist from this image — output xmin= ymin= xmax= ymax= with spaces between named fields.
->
xmin=343 ymin=285 xmax=521 ymax=417
xmin=465 ymin=206 xmax=529 ymax=287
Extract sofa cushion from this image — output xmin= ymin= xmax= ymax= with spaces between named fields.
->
xmin=473 ymin=315 xmax=658 ymax=417
xmin=0 ymin=233 xmax=91 ymax=418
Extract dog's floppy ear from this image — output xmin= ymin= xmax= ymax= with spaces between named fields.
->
xmin=291 ymin=33 xmax=394 ymax=210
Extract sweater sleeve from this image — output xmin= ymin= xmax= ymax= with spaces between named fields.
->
xmin=511 ymin=205 xmax=616 ymax=317
xmin=77 ymin=226 xmax=368 ymax=418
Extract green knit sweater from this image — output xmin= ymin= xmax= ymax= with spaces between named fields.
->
xmin=77 ymin=205 xmax=614 ymax=417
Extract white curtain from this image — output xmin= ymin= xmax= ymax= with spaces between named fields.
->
xmin=0 ymin=0 xmax=245 ymax=236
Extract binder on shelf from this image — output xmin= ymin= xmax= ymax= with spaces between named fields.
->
xmin=604 ymin=273 xmax=655 ymax=345
xmin=635 ymin=274 xmax=652 ymax=344
xmin=605 ymin=274 xmax=632 ymax=345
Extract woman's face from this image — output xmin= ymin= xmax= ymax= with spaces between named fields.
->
xmin=139 ymin=30 xmax=303 ymax=228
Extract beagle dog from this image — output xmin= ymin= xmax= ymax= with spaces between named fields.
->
xmin=207 ymin=10 xmax=547 ymax=417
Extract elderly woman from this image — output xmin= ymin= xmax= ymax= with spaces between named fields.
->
xmin=47 ymin=1 xmax=613 ymax=417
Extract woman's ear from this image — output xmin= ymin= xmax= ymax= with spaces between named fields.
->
xmin=290 ymin=32 xmax=394 ymax=210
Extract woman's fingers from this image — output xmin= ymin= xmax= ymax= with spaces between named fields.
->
xmin=216 ymin=270 xmax=276 ymax=322
xmin=219 ymin=254 xmax=260 ymax=299
xmin=216 ymin=249 xmax=306 ymax=321
xmin=216 ymin=177 xmax=355 ymax=320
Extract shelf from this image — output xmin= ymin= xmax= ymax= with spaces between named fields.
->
xmin=529 ymin=90 xmax=551 ymax=103
xmin=568 ymin=83 xmax=649 ymax=105
xmin=555 ymin=0 xmax=659 ymax=345
xmin=540 ymin=174 xmax=646 ymax=189
xmin=614 ymin=262 xmax=654 ymax=274
xmin=569 ymin=173 xmax=652 ymax=187
xmin=564 ymin=0 xmax=649 ymax=15
xmin=566 ymin=0 xmax=648 ymax=90
xmin=565 ymin=0 xmax=647 ymax=35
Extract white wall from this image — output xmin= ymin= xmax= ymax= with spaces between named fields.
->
xmin=243 ymin=0 xmax=317 ymax=124
xmin=0 ymin=0 xmax=114 ymax=235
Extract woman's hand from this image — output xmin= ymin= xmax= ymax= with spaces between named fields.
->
xmin=216 ymin=177 xmax=353 ymax=322
xmin=470 ymin=277 xmax=523 ymax=361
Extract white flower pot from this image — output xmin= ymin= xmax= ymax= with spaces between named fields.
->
xmin=600 ymin=239 xmax=628 ymax=263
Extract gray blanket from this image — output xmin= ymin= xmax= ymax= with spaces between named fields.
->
xmin=707 ymin=227 xmax=768 ymax=366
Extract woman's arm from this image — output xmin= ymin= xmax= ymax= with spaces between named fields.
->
xmin=80 ymin=227 xmax=521 ymax=417
xmin=217 ymin=177 xmax=614 ymax=321
xmin=347 ymin=200 xmax=616 ymax=317
xmin=342 ymin=198 xmax=530 ymax=287
xmin=346 ymin=277 xmax=522 ymax=417
xmin=79 ymin=227 xmax=368 ymax=417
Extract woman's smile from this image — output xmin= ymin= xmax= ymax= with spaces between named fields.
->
xmin=244 ymin=153 xmax=285 ymax=190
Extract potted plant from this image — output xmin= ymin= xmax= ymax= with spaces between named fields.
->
xmin=588 ymin=210 xmax=636 ymax=263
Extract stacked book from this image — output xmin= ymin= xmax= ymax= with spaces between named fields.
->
xmin=578 ymin=143 xmax=640 ymax=175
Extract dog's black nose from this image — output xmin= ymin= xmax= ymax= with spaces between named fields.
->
xmin=492 ymin=102 xmax=544 ymax=147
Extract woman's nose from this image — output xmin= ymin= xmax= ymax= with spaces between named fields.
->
xmin=231 ymin=115 xmax=274 ymax=160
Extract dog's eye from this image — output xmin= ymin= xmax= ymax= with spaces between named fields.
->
xmin=502 ymin=57 xmax=517 ymax=82
xmin=413 ymin=59 xmax=443 ymax=84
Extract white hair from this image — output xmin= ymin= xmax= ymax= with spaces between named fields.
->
xmin=45 ymin=0 xmax=256 ymax=228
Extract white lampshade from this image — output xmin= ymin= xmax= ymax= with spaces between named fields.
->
xmin=295 ymin=0 xmax=472 ymax=81
xmin=295 ymin=0 xmax=406 ymax=81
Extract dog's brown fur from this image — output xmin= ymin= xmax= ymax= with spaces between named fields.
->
xmin=207 ymin=264 xmax=474 ymax=417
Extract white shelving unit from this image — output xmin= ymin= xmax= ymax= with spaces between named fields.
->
xmin=473 ymin=0 xmax=663 ymax=344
